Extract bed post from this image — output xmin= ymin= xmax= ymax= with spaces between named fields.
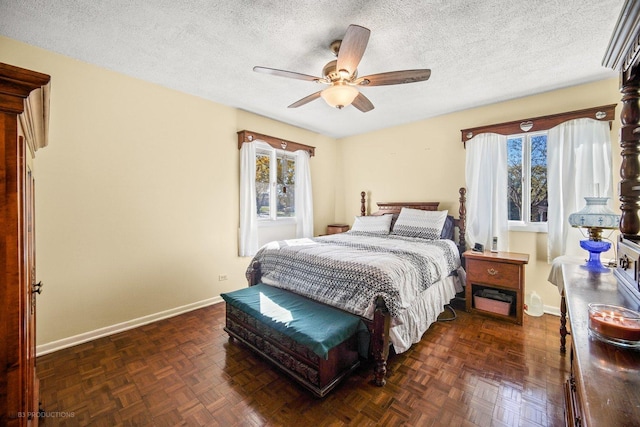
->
xmin=372 ymin=297 xmax=390 ymax=387
xmin=247 ymin=261 xmax=261 ymax=286
xmin=360 ymin=191 xmax=366 ymax=216
xmin=458 ymin=187 xmax=467 ymax=252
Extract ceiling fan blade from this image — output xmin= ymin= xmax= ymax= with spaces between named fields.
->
xmin=288 ymin=91 xmax=322 ymax=108
xmin=356 ymin=69 xmax=431 ymax=86
xmin=253 ymin=66 xmax=321 ymax=82
xmin=352 ymin=92 xmax=374 ymax=112
xmin=336 ymin=25 xmax=370 ymax=76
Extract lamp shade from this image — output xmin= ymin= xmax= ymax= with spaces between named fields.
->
xmin=568 ymin=197 xmax=620 ymax=229
xmin=568 ymin=196 xmax=619 ymax=272
xmin=321 ymin=84 xmax=359 ymax=109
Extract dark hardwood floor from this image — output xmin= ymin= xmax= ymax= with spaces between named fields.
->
xmin=37 ymin=302 xmax=568 ymax=426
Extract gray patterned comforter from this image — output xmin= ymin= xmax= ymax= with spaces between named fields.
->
xmin=247 ymin=232 xmax=461 ymax=320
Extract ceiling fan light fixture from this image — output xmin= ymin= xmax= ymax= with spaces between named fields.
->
xmin=320 ymin=84 xmax=359 ymax=109
xmin=254 ymin=25 xmax=429 ymax=112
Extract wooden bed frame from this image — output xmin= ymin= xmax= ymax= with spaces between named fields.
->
xmin=247 ymin=187 xmax=467 ymax=386
xmin=363 ymin=187 xmax=467 ymax=256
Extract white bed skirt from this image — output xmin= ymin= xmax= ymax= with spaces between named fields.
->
xmin=390 ymin=266 xmax=465 ymax=353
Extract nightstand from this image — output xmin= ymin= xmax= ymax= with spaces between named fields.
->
xmin=463 ymin=250 xmax=529 ymax=325
xmin=326 ymin=224 xmax=349 ymax=234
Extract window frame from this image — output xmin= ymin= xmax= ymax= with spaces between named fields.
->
xmin=507 ymin=131 xmax=548 ymax=233
xmin=255 ymin=146 xmax=297 ymax=225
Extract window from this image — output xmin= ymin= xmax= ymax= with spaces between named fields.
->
xmin=462 ymin=105 xmax=614 ymax=256
xmin=255 ymin=147 xmax=296 ymax=221
xmin=507 ymin=131 xmax=548 ymax=231
xmin=238 ymin=130 xmax=314 ymax=256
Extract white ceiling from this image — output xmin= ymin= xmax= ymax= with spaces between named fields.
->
xmin=0 ymin=0 xmax=624 ymax=138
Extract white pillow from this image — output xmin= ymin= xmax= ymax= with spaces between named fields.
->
xmin=350 ymin=215 xmax=393 ymax=235
xmin=391 ymin=208 xmax=448 ymax=240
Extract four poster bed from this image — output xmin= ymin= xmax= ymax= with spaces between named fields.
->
xmin=241 ymin=188 xmax=467 ymax=387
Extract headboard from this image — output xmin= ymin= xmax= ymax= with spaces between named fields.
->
xmin=359 ymin=187 xmax=467 ymax=254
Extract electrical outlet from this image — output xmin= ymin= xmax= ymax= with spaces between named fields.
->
xmin=218 ymin=274 xmax=228 ymax=281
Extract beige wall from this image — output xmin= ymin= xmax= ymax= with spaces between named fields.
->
xmin=338 ymin=78 xmax=622 ymax=313
xmin=1 ymin=35 xmax=623 ymax=348
xmin=0 ymin=37 xmax=338 ymax=347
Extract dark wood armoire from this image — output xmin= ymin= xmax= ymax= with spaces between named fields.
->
xmin=0 ymin=63 xmax=51 ymax=426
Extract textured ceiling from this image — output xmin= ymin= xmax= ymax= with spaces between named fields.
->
xmin=0 ymin=0 xmax=624 ymax=138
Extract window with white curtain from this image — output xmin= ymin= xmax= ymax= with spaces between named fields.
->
xmin=546 ymin=118 xmax=614 ymax=261
xmin=239 ymin=135 xmax=314 ymax=257
xmin=462 ymin=105 xmax=615 ymax=260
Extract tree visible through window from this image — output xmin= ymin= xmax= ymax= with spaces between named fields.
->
xmin=507 ymin=132 xmax=547 ymax=227
xmin=255 ymin=148 xmax=295 ymax=219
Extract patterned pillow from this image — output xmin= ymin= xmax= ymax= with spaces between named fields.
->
xmin=350 ymin=214 xmax=393 ymax=235
xmin=391 ymin=208 xmax=448 ymax=240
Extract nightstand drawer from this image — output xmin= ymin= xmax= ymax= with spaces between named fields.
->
xmin=467 ymin=259 xmax=521 ymax=289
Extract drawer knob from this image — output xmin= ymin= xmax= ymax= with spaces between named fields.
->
xmin=620 ymin=254 xmax=630 ymax=270
xmin=487 ymin=268 xmax=499 ymax=276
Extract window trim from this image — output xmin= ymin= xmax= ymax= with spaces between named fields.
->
xmin=238 ymin=129 xmax=315 ymax=156
xmin=460 ymin=104 xmax=616 ymax=146
xmin=509 ymin=221 xmax=548 ymax=233
xmin=257 ymin=217 xmax=297 ymax=227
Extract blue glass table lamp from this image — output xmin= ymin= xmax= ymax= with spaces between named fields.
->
xmin=568 ymin=197 xmax=620 ymax=272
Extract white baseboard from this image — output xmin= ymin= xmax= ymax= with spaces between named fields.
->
xmin=36 ymin=296 xmax=224 ymax=357
xmin=524 ymin=305 xmax=560 ymax=318
xmin=36 ymin=297 xmax=562 ymax=357
xmin=544 ymin=305 xmax=561 ymax=317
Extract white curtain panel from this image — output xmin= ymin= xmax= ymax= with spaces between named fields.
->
xmin=239 ymin=141 xmax=259 ymax=257
xmin=547 ymin=118 xmax=614 ymax=261
xmin=465 ymin=133 xmax=509 ymax=251
xmin=295 ymin=149 xmax=314 ymax=238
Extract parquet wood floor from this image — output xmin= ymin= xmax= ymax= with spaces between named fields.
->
xmin=37 ymin=303 xmax=567 ymax=426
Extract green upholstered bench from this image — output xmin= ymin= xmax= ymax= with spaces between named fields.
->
xmin=221 ymin=283 xmax=362 ymax=397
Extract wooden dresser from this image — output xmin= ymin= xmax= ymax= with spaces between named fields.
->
xmin=561 ymin=263 xmax=640 ymax=427
xmin=0 ymin=63 xmax=50 ymax=426
xmin=563 ymin=1 xmax=640 ymax=424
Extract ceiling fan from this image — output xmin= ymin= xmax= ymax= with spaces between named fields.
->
xmin=253 ymin=24 xmax=431 ymax=112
